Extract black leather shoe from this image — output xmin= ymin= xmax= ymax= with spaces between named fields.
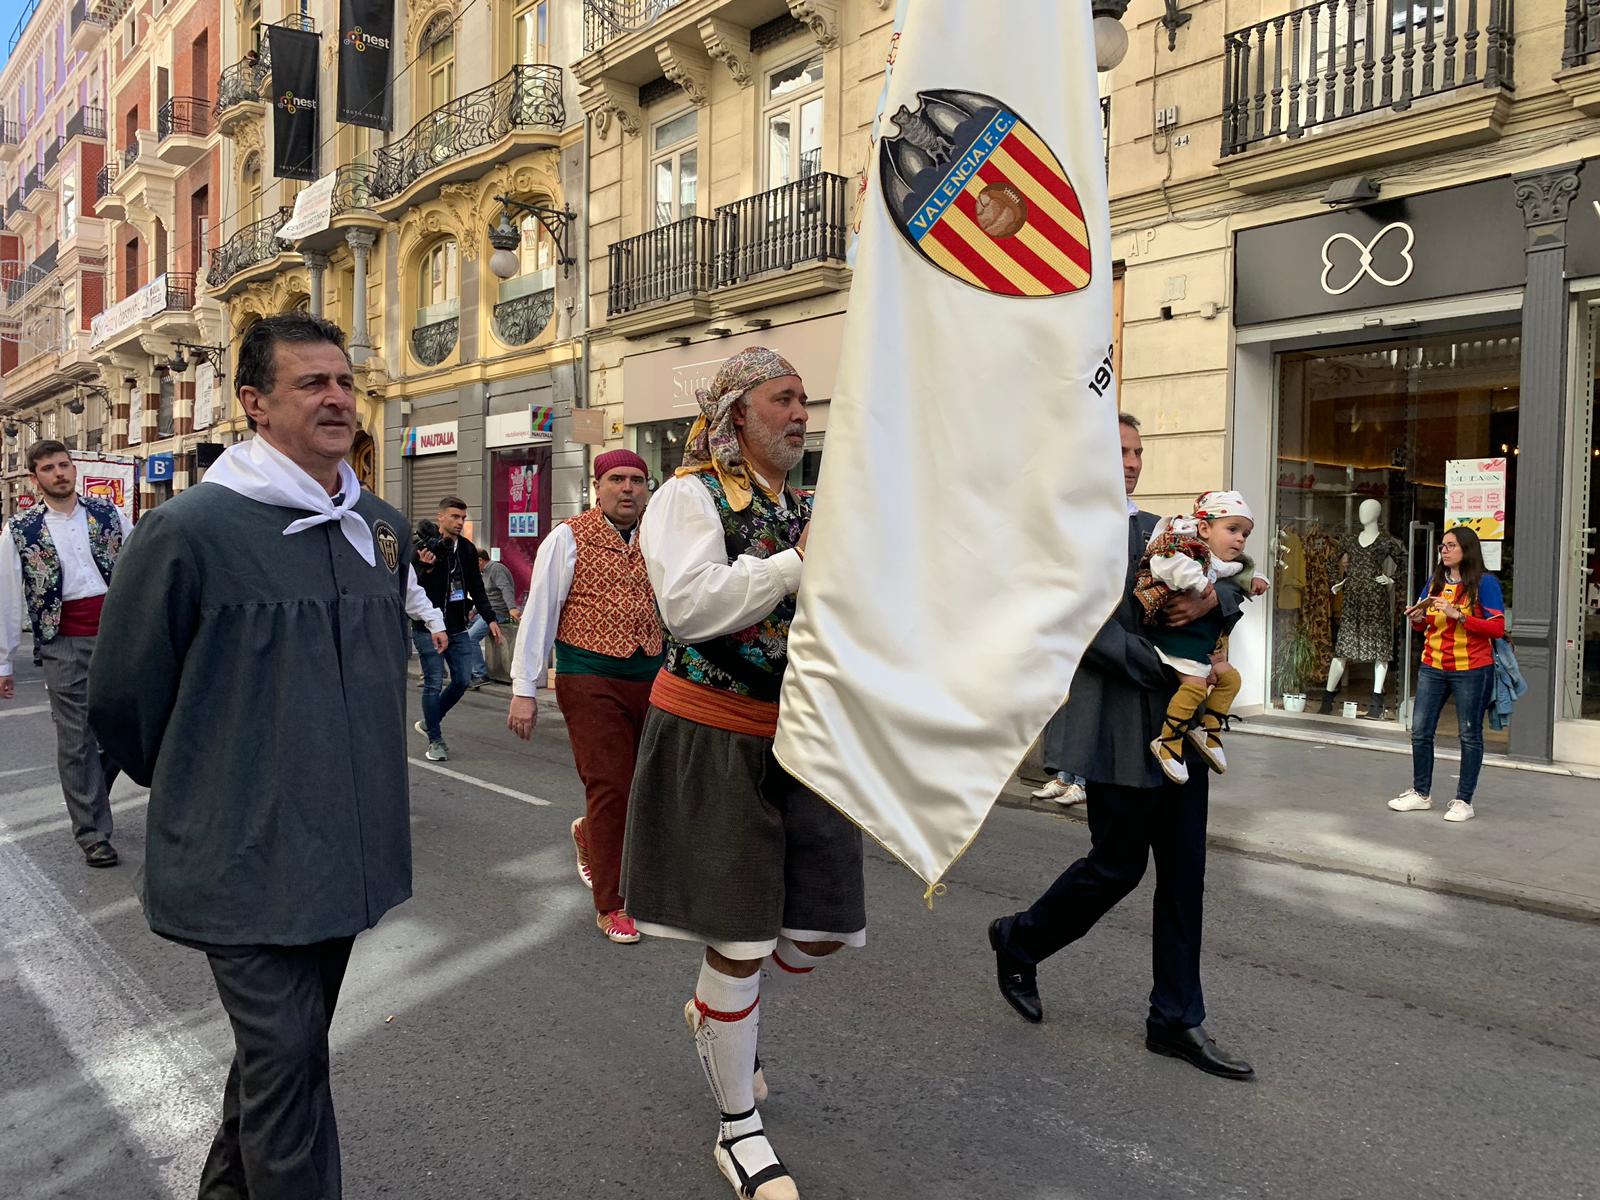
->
xmin=1362 ymin=694 xmax=1385 ymax=721
xmin=1145 ymin=1024 xmax=1254 ymax=1080
xmin=988 ymin=919 xmax=1042 ymax=1024
xmin=84 ymin=841 xmax=119 ymax=868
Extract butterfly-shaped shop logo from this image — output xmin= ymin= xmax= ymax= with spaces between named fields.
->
xmin=1319 ymin=221 xmax=1416 ymax=296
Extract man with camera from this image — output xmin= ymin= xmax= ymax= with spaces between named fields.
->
xmin=412 ymin=496 xmax=501 ymax=761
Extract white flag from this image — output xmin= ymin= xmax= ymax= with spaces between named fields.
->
xmin=773 ymin=0 xmax=1127 ymax=888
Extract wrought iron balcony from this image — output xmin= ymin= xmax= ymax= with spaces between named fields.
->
xmin=43 ymin=135 xmax=63 ymax=174
xmin=493 ymin=289 xmax=555 ymax=346
xmin=0 ymin=120 xmax=18 ymax=147
xmin=4 ymin=188 xmax=22 ymax=217
xmin=8 ymin=0 xmax=40 ymax=55
xmin=158 ymin=97 xmax=211 ymax=140
xmin=66 ymin=105 xmax=107 ymax=141
xmin=1222 ymin=0 xmax=1515 ymax=157
xmin=371 ymin=64 xmax=564 ymax=202
xmin=207 ymin=208 xmax=292 ymax=289
xmin=1566 ymin=0 xmax=1600 ymax=66
xmin=122 ymin=143 xmax=142 ymax=170
xmin=607 ymin=215 xmax=715 ymax=316
xmin=164 ymin=272 xmax=196 ymax=312
xmin=4 ymin=242 xmax=59 ymax=307
xmin=216 ymin=55 xmax=269 ymax=115
xmin=331 ymin=162 xmax=379 ymax=217
xmin=714 ymin=172 xmax=848 ymax=289
xmin=95 ymin=163 xmax=117 ymax=201
xmin=411 ymin=316 xmax=459 ymax=366
xmin=22 ymin=165 xmax=45 ymax=195
xmin=583 ymin=0 xmax=686 ymax=53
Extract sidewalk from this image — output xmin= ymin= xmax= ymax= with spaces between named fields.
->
xmin=1002 ymin=729 xmax=1600 ymax=923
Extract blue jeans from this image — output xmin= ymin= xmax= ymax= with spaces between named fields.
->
xmin=467 ymin=615 xmax=491 ymax=682
xmin=412 ymin=629 xmax=475 ymax=742
xmin=1411 ymin=664 xmax=1494 ymax=803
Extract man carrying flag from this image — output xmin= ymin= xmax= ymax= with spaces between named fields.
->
xmin=775 ymin=6 xmax=1126 ymax=890
xmin=622 ymin=347 xmax=865 ymax=1200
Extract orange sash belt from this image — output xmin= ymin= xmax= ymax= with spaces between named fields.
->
xmin=649 ymin=670 xmax=779 ymax=739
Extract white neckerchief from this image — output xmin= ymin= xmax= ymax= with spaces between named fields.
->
xmin=203 ymin=436 xmax=374 ymax=565
xmin=1126 ymin=496 xmax=1139 ymax=517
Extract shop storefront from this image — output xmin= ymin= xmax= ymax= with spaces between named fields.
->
xmin=402 ymin=418 xmax=459 ymax=520
xmin=621 ymin=313 xmax=842 ymax=494
xmin=484 ymin=405 xmax=555 ymax=602
xmin=1228 ymin=167 xmax=1592 ymax=764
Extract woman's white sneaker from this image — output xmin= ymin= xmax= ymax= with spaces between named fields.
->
xmin=1387 ymin=789 xmax=1432 ymax=812
xmin=1443 ymin=799 xmax=1476 ymax=822
xmin=1031 ymin=777 xmax=1073 ymax=800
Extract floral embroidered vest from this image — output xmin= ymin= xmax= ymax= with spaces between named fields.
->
xmin=662 ymin=473 xmax=809 ymax=703
xmin=554 ymin=505 xmax=664 ymax=658
xmin=9 ymin=496 xmax=123 ymax=644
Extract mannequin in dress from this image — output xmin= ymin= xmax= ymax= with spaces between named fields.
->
xmin=1320 ymin=499 xmax=1405 ymax=719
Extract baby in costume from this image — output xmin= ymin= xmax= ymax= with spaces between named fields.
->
xmin=1133 ymin=491 xmax=1268 ymax=784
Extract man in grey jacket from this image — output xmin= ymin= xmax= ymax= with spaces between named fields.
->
xmin=469 ymin=547 xmax=520 ymax=686
xmin=988 ymin=412 xmax=1254 ymax=1081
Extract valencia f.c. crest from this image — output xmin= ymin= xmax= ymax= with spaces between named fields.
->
xmin=880 ymin=90 xmax=1091 ymax=297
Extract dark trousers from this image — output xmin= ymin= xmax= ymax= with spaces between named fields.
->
xmin=1411 ymin=663 xmax=1494 ymax=802
xmin=1003 ymin=771 xmax=1209 ymax=1032
xmin=198 ymin=937 xmax=356 ymax=1200
xmin=556 ymin=673 xmax=653 ymax=913
xmin=412 ymin=628 xmax=475 ymax=742
xmin=39 ymin=635 xmax=117 ymax=850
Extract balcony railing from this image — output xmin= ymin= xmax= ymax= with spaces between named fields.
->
xmin=371 ymin=64 xmax=565 ymax=201
xmin=207 ymin=208 xmax=292 ymax=288
xmin=4 ymin=242 xmax=59 ymax=306
xmin=8 ymin=0 xmax=40 ymax=55
xmin=122 ymin=142 xmax=142 ymax=170
xmin=607 ymin=215 xmax=715 ymax=316
xmin=1221 ymin=0 xmax=1515 ymax=158
xmin=43 ymin=135 xmax=63 ymax=174
xmin=158 ymin=97 xmax=211 ymax=140
xmin=216 ymin=55 xmax=269 ymax=115
xmin=493 ymin=289 xmax=555 ymax=346
xmin=331 ymin=162 xmax=379 ymax=217
xmin=1565 ymin=0 xmax=1600 ymax=66
xmin=0 ymin=120 xmax=17 ymax=147
xmin=66 ymin=105 xmax=106 ymax=140
xmin=22 ymin=165 xmax=44 ymax=195
xmin=411 ymin=316 xmax=459 ymax=366
xmin=714 ymin=172 xmax=848 ymax=288
xmin=5 ymin=188 xmax=22 ymax=217
xmin=164 ymin=272 xmax=196 ymax=312
xmin=583 ymin=0 xmax=686 ymax=53
xmin=95 ymin=162 xmax=116 ymax=201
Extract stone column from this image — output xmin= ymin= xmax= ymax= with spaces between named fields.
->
xmin=1510 ymin=162 xmax=1584 ymax=761
xmin=346 ymin=229 xmax=377 ymax=363
xmin=303 ymin=251 xmax=329 ymax=317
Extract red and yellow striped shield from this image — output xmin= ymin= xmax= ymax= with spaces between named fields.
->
xmin=880 ymin=89 xmax=1091 ymax=298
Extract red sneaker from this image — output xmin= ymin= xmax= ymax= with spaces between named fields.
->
xmin=570 ymin=817 xmax=593 ymax=889
xmin=597 ymin=910 xmax=640 ymax=944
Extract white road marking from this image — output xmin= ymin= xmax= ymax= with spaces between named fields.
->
xmin=408 ymin=757 xmax=552 ymax=807
xmin=0 ymin=763 xmax=52 ymax=777
xmin=0 ymin=704 xmax=51 ymax=718
xmin=0 ymin=824 xmax=221 ymax=1198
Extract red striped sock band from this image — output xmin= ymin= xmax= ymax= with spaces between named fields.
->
xmin=771 ymin=953 xmax=814 ymax=975
xmin=693 ymin=995 xmax=759 ymax=1023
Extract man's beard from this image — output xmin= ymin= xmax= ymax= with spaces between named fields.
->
xmin=745 ymin=419 xmax=806 ymax=474
xmin=41 ymin=479 xmax=75 ymax=498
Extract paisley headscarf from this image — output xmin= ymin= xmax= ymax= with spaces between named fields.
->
xmin=676 ymin=346 xmax=799 ymax=512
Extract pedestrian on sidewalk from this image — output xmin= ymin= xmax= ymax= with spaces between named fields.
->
xmin=988 ymin=413 xmax=1255 ymax=1081
xmin=622 ymin=348 xmax=864 ymax=1200
xmin=1390 ymin=526 xmax=1505 ymax=823
xmin=469 ymin=548 xmax=520 ymax=688
xmin=0 ymin=439 xmax=132 ymax=867
xmin=88 ymin=314 xmax=417 ymax=1200
xmin=507 ymin=448 xmax=663 ymax=945
xmin=411 ymin=496 xmax=501 ymax=760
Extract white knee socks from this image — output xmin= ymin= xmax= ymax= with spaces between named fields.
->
xmin=689 ymin=961 xmax=761 ymax=1118
xmin=760 ymin=936 xmax=827 ymax=998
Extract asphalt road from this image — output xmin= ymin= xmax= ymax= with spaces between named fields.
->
xmin=2 ymin=668 xmax=1596 ymax=1200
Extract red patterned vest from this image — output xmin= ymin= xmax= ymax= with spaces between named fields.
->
xmin=554 ymin=505 xmax=663 ymax=658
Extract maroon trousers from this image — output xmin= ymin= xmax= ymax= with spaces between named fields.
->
xmin=555 ymin=673 xmax=654 ymax=913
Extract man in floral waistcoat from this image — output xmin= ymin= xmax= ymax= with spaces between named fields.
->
xmin=1 ymin=440 xmax=133 ymax=866
xmin=507 ymin=448 xmax=664 ymax=944
xmin=621 ymin=348 xmax=864 ymax=1200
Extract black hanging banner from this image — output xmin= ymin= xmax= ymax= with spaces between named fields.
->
xmin=338 ymin=0 xmax=394 ymax=131
xmin=268 ymin=24 xmax=321 ymax=181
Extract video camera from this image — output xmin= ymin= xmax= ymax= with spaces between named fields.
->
xmin=413 ymin=519 xmax=448 ymax=559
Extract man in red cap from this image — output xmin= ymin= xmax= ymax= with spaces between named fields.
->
xmin=507 ymin=448 xmax=663 ymax=943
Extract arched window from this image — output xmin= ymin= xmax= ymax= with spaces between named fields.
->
xmin=242 ymin=152 xmax=263 ymax=226
xmin=421 ymin=14 xmax=455 ymax=112
xmin=417 ymin=239 xmax=460 ymax=323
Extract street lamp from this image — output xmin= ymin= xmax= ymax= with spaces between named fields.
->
xmin=167 ymin=341 xmax=227 ymax=379
xmin=1093 ymin=0 xmax=1131 ymax=72
xmin=487 ymin=195 xmax=577 ymax=282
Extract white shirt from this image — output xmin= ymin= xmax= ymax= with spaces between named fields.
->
xmin=509 ymin=522 xmax=578 ymax=698
xmin=638 ymin=473 xmax=803 ymax=645
xmin=1 ymin=499 xmax=135 ymax=677
xmin=406 ymin=565 xmax=445 ymax=633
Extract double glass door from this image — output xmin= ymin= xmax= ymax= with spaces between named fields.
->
xmin=1271 ymin=326 xmax=1520 ymax=741
xmin=1564 ymin=308 xmax=1600 ymax=726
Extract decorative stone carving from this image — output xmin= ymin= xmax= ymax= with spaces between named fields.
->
xmin=656 ymin=39 xmax=713 ymax=107
xmin=406 ymin=0 xmax=456 ymax=53
xmin=579 ymin=81 xmax=641 ymax=142
xmin=699 ymin=17 xmax=753 ymax=88
xmin=1513 ymin=166 xmax=1582 ymax=227
xmin=786 ymin=0 xmax=841 ymax=49
xmin=232 ymin=116 xmax=263 ymax=159
xmin=438 ymin=184 xmax=482 ymax=259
